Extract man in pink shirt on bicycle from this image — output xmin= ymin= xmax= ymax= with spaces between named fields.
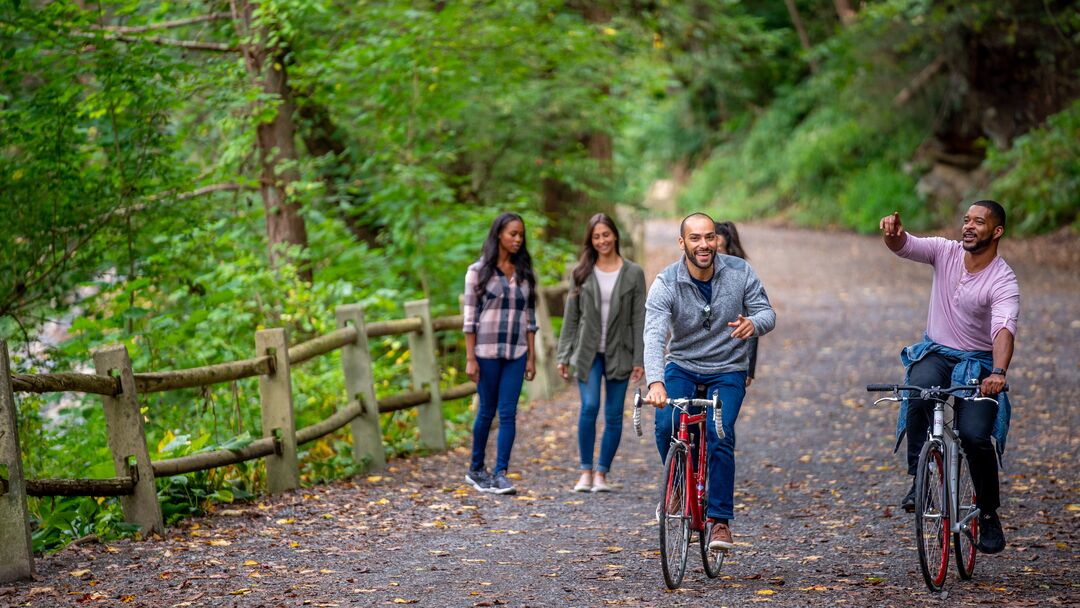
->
xmin=880 ymin=200 xmax=1019 ymax=555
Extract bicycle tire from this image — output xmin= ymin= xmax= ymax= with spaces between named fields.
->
xmin=659 ymin=443 xmax=690 ymax=589
xmin=699 ymin=472 xmax=724 ymax=578
xmin=954 ymin=454 xmax=978 ymax=580
xmin=915 ymin=441 xmax=949 ymax=592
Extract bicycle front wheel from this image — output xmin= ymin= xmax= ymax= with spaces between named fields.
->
xmin=659 ymin=443 xmax=691 ymax=589
xmin=915 ymin=441 xmax=949 ymax=592
xmin=954 ymin=454 xmax=978 ymax=579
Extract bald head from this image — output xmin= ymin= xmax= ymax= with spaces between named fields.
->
xmin=680 ymin=212 xmax=715 ymax=238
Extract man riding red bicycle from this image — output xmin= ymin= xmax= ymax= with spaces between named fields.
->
xmin=642 ymin=213 xmax=776 ymax=551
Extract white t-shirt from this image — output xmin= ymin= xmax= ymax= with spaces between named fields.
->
xmin=594 ymin=266 xmax=620 ymax=353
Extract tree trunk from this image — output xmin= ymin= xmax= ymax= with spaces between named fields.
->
xmin=232 ymin=0 xmax=311 ymax=282
xmin=833 ymin=0 xmax=856 ymax=27
xmin=784 ymin=0 xmax=816 ymax=72
xmin=541 ymin=2 xmax=615 ymax=241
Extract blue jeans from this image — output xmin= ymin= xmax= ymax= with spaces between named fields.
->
xmin=577 ymin=354 xmax=630 ymax=473
xmin=654 ymin=362 xmax=746 ymax=521
xmin=470 ymin=355 xmax=526 ymax=474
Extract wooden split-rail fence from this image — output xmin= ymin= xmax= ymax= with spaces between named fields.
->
xmin=0 ymin=287 xmax=568 ymax=583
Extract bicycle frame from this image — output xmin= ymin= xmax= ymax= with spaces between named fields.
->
xmin=928 ymin=400 xmax=980 ymax=541
xmin=669 ymin=405 xmax=709 ymax=534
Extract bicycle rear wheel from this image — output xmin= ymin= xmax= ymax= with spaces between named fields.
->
xmin=915 ymin=441 xmax=949 ymax=592
xmin=659 ymin=444 xmax=690 ymax=589
xmin=954 ymin=454 xmax=978 ymax=579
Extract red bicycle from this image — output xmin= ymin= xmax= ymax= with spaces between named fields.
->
xmin=633 ymin=387 xmax=725 ymax=589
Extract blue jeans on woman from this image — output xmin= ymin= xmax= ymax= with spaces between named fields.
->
xmin=654 ymin=362 xmax=746 ymax=521
xmin=471 ymin=355 xmax=527 ymax=475
xmin=577 ymin=354 xmax=630 ymax=473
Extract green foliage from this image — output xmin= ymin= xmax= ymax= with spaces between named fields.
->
xmin=839 ymin=162 xmax=925 ymax=233
xmin=677 ymin=0 xmax=1079 ymax=234
xmin=28 ymin=496 xmax=140 ymax=553
xmin=0 ymin=1 xmax=194 ymax=321
xmin=987 ymin=100 xmax=1080 ymax=234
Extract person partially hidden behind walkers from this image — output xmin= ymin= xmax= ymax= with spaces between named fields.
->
xmin=714 ymin=221 xmax=759 ymax=388
xmin=556 ymin=213 xmax=646 ymax=493
xmin=879 ymin=201 xmax=1018 ymax=554
xmin=642 ymin=213 xmax=776 ymax=551
xmin=462 ymin=212 xmax=538 ymax=495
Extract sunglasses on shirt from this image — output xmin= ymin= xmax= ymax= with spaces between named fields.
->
xmin=702 ymin=304 xmax=712 ymax=331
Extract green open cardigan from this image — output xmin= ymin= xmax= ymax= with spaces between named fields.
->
xmin=556 ymin=260 xmax=646 ymax=382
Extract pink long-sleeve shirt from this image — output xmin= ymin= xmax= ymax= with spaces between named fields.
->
xmin=896 ymin=234 xmax=1019 ymax=352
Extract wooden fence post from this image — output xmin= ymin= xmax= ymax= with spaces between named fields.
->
xmin=336 ymin=305 xmax=386 ymax=472
xmin=0 ymin=341 xmax=34 ymax=582
xmin=92 ymin=345 xmax=164 ymax=535
xmin=531 ymin=288 xmax=560 ymax=401
xmin=255 ymin=328 xmax=299 ymax=493
xmin=406 ymin=300 xmax=447 ymax=452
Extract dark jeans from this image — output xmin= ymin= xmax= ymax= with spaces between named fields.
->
xmin=577 ymin=354 xmax=630 ymax=473
xmin=906 ymin=352 xmax=999 ymax=512
xmin=654 ymin=362 xmax=746 ymax=521
xmin=470 ymin=355 xmax=526 ymax=475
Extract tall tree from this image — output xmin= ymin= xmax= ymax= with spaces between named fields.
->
xmin=231 ymin=0 xmax=311 ymax=282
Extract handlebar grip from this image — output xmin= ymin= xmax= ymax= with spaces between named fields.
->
xmin=632 ymin=389 xmax=643 ymax=437
xmin=711 ymin=392 xmax=725 ymax=441
xmin=866 ymin=384 xmax=896 ymax=392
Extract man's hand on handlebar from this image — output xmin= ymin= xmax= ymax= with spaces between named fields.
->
xmin=980 ymin=373 xmax=1006 ymax=397
xmin=644 ymin=381 xmax=668 ymax=409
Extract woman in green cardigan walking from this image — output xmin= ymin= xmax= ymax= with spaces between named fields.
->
xmin=557 ymin=213 xmax=646 ymax=493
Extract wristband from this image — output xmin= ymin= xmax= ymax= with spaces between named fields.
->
xmin=990 ymin=368 xmax=1006 ymax=377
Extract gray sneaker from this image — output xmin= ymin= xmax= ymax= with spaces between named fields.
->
xmin=488 ymin=470 xmax=517 ymax=495
xmin=466 ymin=468 xmax=492 ymax=492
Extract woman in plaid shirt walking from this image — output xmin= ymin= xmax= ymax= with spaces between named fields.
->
xmin=462 ymin=213 xmax=537 ymax=495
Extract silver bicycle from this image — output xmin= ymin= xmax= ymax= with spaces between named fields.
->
xmin=867 ymin=381 xmax=1004 ymax=592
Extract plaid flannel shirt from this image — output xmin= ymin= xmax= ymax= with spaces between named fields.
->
xmin=462 ymin=260 xmax=538 ymax=360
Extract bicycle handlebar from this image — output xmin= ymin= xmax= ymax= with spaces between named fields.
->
xmin=866 ymin=383 xmax=1008 ymax=394
xmin=865 ymin=382 xmax=1007 ymax=404
xmin=632 ymin=389 xmax=724 ymax=441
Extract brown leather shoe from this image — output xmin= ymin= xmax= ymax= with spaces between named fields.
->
xmin=708 ymin=520 xmax=734 ymax=551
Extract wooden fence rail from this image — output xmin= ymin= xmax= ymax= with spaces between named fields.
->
xmin=0 ymin=287 xmax=566 ymax=582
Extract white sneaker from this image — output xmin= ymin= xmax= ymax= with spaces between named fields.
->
xmin=590 ymin=477 xmax=611 ymax=492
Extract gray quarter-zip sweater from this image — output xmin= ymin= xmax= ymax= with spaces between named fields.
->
xmin=644 ymin=255 xmax=776 ymax=385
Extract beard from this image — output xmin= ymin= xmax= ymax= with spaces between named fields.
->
xmin=962 ymin=234 xmax=994 ymax=253
xmin=683 ymin=244 xmax=715 ymax=270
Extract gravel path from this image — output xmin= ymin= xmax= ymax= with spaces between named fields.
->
xmin=4 ymin=221 xmax=1078 ymax=607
